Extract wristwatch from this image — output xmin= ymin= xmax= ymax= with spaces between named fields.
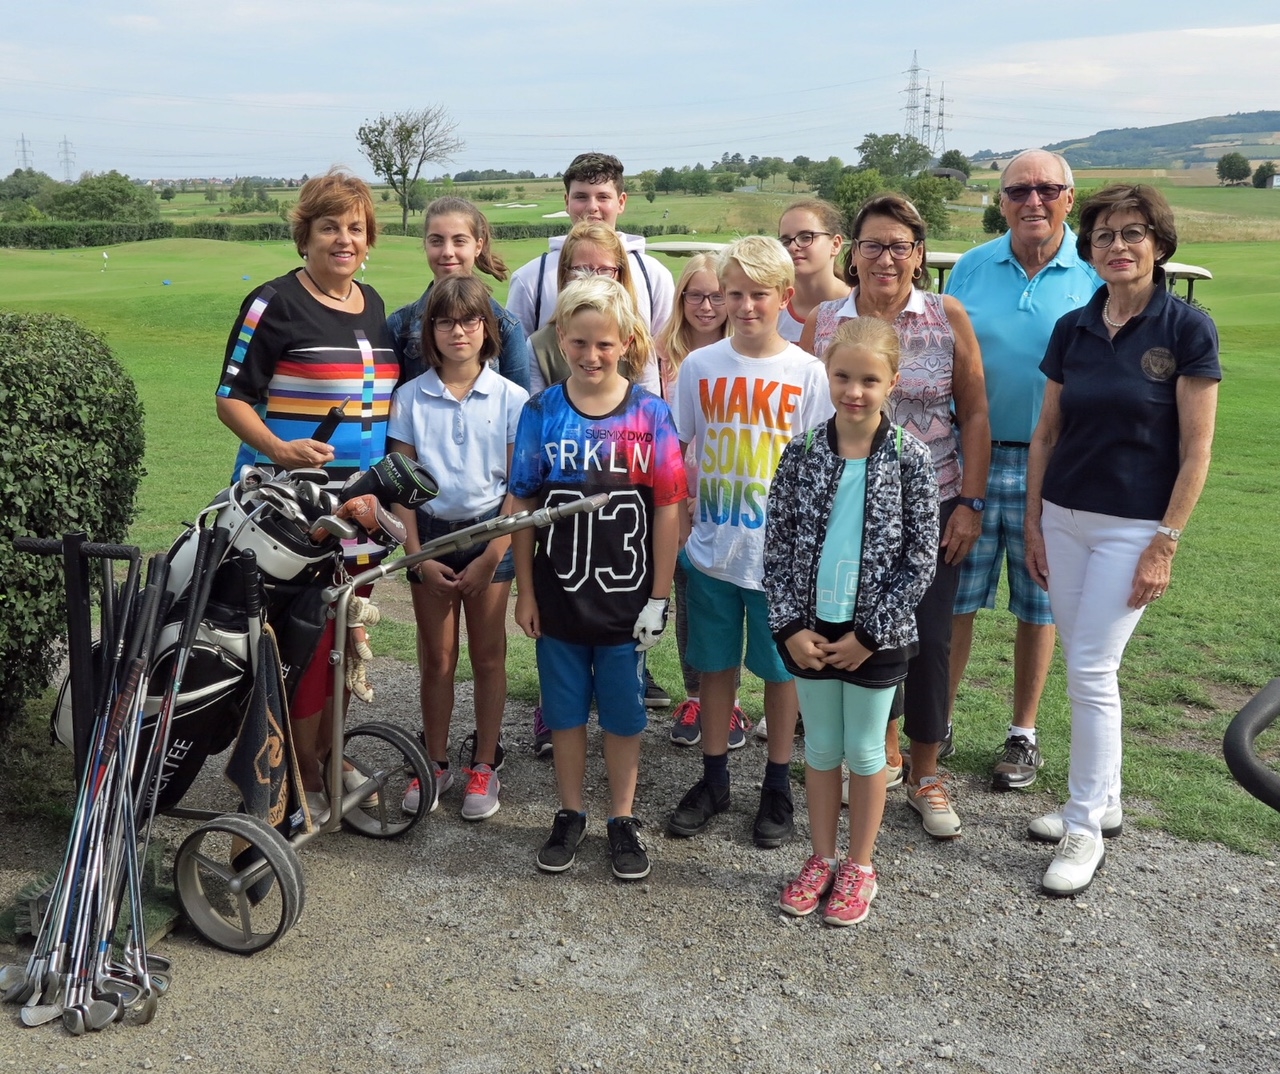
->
xmin=956 ymin=497 xmax=986 ymax=512
xmin=1156 ymin=525 xmax=1182 ymax=542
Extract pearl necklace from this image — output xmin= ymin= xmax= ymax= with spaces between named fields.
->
xmin=1101 ymin=296 xmax=1128 ymax=330
xmin=302 ymin=266 xmax=354 ymax=303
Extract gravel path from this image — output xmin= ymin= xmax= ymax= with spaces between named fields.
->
xmin=3 ymin=657 xmax=1279 ymax=1073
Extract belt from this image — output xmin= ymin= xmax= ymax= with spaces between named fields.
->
xmin=992 ymin=440 xmax=1030 ymax=448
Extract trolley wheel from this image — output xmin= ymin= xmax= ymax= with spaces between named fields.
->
xmin=341 ymin=721 xmax=435 ymax=839
xmin=174 ymin=813 xmax=305 ymax=954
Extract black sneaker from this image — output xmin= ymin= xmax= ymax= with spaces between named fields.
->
xmin=991 ymin=734 xmax=1044 ymax=791
xmin=607 ymin=816 xmax=651 ymax=880
xmin=536 ymin=809 xmax=587 ymax=873
xmin=643 ymin=668 xmax=671 ymax=708
xmin=667 ymin=778 xmax=730 ymax=837
xmin=752 ymin=786 xmax=795 ymax=848
xmin=937 ymin=723 xmax=955 ymax=760
xmin=461 ymin=731 xmax=506 ymax=772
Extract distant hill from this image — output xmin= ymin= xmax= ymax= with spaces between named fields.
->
xmin=1041 ymin=111 xmax=1280 ymax=169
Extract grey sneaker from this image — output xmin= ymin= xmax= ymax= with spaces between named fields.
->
xmin=904 ymin=775 xmax=961 ymax=839
xmin=937 ymin=723 xmax=955 ymax=760
xmin=1028 ymin=805 xmax=1123 ymax=843
xmin=460 ymin=764 xmax=501 ymax=821
xmin=991 ymin=734 xmax=1044 ymax=791
xmin=403 ymin=763 xmax=452 ymax=814
xmin=1041 ymin=831 xmax=1105 ymax=896
xmin=537 ymin=809 xmax=587 ymax=873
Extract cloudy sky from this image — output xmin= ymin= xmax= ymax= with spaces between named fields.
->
xmin=3 ymin=1 xmax=1277 ymax=181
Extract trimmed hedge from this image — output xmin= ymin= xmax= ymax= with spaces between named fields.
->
xmin=0 ymin=312 xmax=145 ymax=739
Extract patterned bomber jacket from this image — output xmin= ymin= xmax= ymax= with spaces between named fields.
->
xmin=764 ymin=415 xmax=939 ymax=655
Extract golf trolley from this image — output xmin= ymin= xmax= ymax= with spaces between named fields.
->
xmin=6 ymin=456 xmax=608 ymax=1023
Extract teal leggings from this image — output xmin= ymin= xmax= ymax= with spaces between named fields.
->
xmin=796 ymin=678 xmax=897 ymax=775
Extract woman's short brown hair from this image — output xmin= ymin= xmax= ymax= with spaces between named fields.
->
xmin=290 ymin=167 xmax=378 ymax=256
xmin=1075 ymin=184 xmax=1177 ymax=266
xmin=420 ymin=275 xmax=501 ymax=371
xmin=841 ymin=193 xmax=928 ymax=289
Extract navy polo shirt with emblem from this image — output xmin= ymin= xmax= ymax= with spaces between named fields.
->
xmin=1040 ymin=270 xmax=1221 ymax=520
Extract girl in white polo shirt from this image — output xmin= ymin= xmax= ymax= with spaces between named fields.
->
xmin=387 ymin=275 xmax=530 ymax=821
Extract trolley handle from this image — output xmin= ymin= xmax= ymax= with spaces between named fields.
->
xmin=14 ymin=536 xmax=141 ymax=561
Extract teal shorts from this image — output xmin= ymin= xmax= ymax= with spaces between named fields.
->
xmin=680 ymin=550 xmax=791 ymax=684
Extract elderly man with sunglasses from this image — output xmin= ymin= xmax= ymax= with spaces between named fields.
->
xmin=943 ymin=150 xmax=1101 ymax=792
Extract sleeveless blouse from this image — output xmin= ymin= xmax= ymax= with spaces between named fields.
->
xmin=812 ymin=290 xmax=961 ymax=500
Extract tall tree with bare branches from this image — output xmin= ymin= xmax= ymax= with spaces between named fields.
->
xmin=356 ymin=106 xmax=464 ymax=231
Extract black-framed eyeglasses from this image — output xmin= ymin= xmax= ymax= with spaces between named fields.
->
xmin=683 ymin=290 xmax=725 ymax=307
xmin=432 ymin=314 xmax=484 ymax=332
xmin=854 ymin=239 xmax=920 ymax=260
xmin=1002 ymin=183 xmax=1069 ymax=204
xmin=1089 ymin=223 xmax=1152 ymax=248
xmin=570 ymin=265 xmax=620 ymax=279
xmin=779 ymin=230 xmax=832 ymax=249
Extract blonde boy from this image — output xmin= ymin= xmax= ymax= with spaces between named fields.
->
xmin=667 ymin=236 xmax=834 ymax=847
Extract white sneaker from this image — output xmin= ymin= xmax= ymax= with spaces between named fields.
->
xmin=343 ymin=767 xmax=380 ymax=809
xmin=904 ymin=775 xmax=961 ymax=839
xmin=1028 ymin=805 xmax=1123 ymax=844
xmin=1042 ymin=831 xmax=1105 ymax=896
xmin=754 ymin=714 xmax=769 ymax=741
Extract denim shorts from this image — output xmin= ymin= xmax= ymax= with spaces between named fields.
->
xmin=409 ymin=504 xmax=515 ymax=583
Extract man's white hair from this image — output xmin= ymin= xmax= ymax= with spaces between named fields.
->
xmin=1001 ymin=150 xmax=1074 ymax=189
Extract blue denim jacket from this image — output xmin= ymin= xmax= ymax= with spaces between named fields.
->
xmin=386 ymin=287 xmax=531 ymax=390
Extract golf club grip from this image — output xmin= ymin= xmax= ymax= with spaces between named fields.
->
xmin=175 ymin=526 xmax=215 ymax=654
xmin=312 ymin=397 xmax=350 ymax=443
xmin=121 ymin=562 xmax=167 ymax=670
xmin=240 ymin=550 xmax=262 ymax=619
xmin=13 ymin=537 xmax=141 ymax=561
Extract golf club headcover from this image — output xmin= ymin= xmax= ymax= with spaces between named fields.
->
xmin=335 ymin=494 xmax=408 ymax=547
xmin=345 ymin=595 xmax=380 ymax=703
xmin=339 ymin=452 xmax=438 ymax=510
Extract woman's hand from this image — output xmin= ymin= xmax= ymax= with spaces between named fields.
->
xmin=413 ymin=558 xmax=458 ymax=598
xmin=784 ymin=630 xmax=828 ymax=672
xmin=941 ymin=505 xmax=982 ymax=566
xmin=819 ymin=633 xmax=872 ymax=672
xmin=1025 ymin=521 xmax=1050 ymax=591
xmin=514 ymin=589 xmax=540 ymax=639
xmin=272 ymin=437 xmax=336 ymax=470
xmin=1129 ymin=537 xmax=1175 ymax=608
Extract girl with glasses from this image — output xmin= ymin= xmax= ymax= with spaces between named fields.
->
xmin=777 ymin=199 xmax=850 ymax=343
xmin=527 ymin=221 xmax=661 ymax=397
xmin=386 ymin=274 xmax=530 ymax=821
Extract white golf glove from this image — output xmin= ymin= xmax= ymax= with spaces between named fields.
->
xmin=632 ymin=598 xmax=670 ymax=653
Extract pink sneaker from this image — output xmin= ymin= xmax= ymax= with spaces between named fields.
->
xmin=779 ymin=854 xmax=836 ymax=917
xmin=823 ymin=861 xmax=877 ymax=926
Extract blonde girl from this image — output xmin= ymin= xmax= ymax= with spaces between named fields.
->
xmin=387 ymin=196 xmax=531 ymax=389
xmin=764 ymin=317 xmax=938 ymax=925
xmin=655 ymin=252 xmax=731 ymax=398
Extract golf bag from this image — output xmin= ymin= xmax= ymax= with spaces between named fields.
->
xmin=53 ymin=454 xmax=438 ymax=813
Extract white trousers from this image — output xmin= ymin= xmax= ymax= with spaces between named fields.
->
xmin=1041 ymin=501 xmax=1157 ymax=839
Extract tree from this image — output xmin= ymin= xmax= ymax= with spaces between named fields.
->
xmin=405 ymin=178 xmax=430 ymax=215
xmin=45 ymin=171 xmax=159 ymax=222
xmin=982 ymin=202 xmax=1009 ymax=234
xmin=786 ymin=166 xmax=806 ymax=192
xmin=1253 ymin=161 xmax=1277 ymax=189
xmin=161 ymin=186 xmax=176 ymax=202
xmin=687 ymin=170 xmax=712 ymax=196
xmin=656 ymin=167 xmax=679 ymax=193
xmin=938 ymin=149 xmax=972 ymax=179
xmin=204 ymin=186 xmax=219 ymax=203
xmin=356 ymin=106 xmax=464 ymax=231
xmin=715 ymin=173 xmax=736 ymax=193
xmin=809 ymin=157 xmax=846 ymax=201
xmin=1216 ymin=152 xmax=1252 ymax=185
xmin=902 ymin=174 xmax=951 ymax=238
xmin=833 ymin=168 xmax=885 ymax=221
xmin=856 ymin=133 xmax=932 ymax=179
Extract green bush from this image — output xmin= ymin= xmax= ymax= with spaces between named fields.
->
xmin=0 ymin=220 xmax=176 ymax=248
xmin=0 ymin=312 xmax=145 ymax=739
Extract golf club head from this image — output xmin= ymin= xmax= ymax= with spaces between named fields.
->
xmin=61 ymin=1003 xmax=88 ymax=1035
xmin=3 ymin=978 xmax=36 ymax=1004
xmin=124 ymin=990 xmax=158 ymax=1026
xmin=287 ymin=468 xmax=329 ymax=485
xmin=236 ymin=465 xmax=273 ymax=492
xmin=313 ymin=515 xmax=358 ymax=541
xmin=0 ymin=964 xmax=29 ymax=992
xmin=85 ymin=993 xmax=123 ymax=1030
xmin=21 ymin=997 xmax=65 ymax=1027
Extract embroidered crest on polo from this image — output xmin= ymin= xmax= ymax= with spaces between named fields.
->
xmin=1141 ymin=347 xmax=1176 ymax=381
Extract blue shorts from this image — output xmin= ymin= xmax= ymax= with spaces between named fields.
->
xmin=954 ymin=446 xmax=1053 ymax=626
xmin=411 ymin=505 xmax=515 ymax=584
xmin=680 ymin=551 xmax=791 ymax=684
xmin=536 ymin=636 xmax=647 ymax=737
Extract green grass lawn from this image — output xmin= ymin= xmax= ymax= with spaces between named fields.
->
xmin=3 ymin=212 xmax=1279 ymax=849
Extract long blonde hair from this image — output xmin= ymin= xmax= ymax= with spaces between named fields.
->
xmin=656 ymin=253 xmax=730 ymax=372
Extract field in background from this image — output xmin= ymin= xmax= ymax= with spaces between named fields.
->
xmin=2 ymin=185 xmax=1279 ymax=849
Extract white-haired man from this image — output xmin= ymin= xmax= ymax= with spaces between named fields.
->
xmin=945 ymin=150 xmax=1101 ymax=794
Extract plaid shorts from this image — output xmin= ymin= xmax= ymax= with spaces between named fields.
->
xmin=954 ymin=445 xmax=1054 ymax=625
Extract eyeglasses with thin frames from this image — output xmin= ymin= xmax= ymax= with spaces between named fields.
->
xmin=432 ymin=315 xmax=484 ymax=332
xmin=779 ymin=230 xmax=832 ymax=249
xmin=570 ymin=265 xmax=619 ymax=279
xmin=683 ymin=291 xmax=725 ymax=307
xmin=1089 ymin=223 xmax=1153 ymax=248
xmin=1001 ymin=183 xmax=1069 ymax=204
xmin=854 ymin=239 xmax=920 ymax=261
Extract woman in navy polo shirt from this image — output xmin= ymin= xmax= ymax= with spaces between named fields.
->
xmin=1025 ymin=185 xmax=1219 ymax=897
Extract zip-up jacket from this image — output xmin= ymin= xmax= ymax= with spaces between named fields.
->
xmin=764 ymin=414 xmax=938 ymax=655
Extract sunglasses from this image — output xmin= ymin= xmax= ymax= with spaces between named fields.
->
xmin=1001 ymin=183 xmax=1069 ymax=204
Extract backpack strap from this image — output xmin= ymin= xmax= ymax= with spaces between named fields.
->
xmin=532 ymin=252 xmax=549 ymax=327
xmin=629 ymin=249 xmax=655 ymax=320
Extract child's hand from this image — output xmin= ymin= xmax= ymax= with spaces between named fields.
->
xmin=515 ymin=589 xmax=540 ymax=639
xmin=413 ymin=559 xmax=458 ymax=597
xmin=784 ymin=630 xmax=827 ymax=672
xmin=454 ymin=547 xmax=500 ymax=598
xmin=632 ymin=598 xmax=670 ymax=652
xmin=819 ymin=633 xmax=872 ymax=672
